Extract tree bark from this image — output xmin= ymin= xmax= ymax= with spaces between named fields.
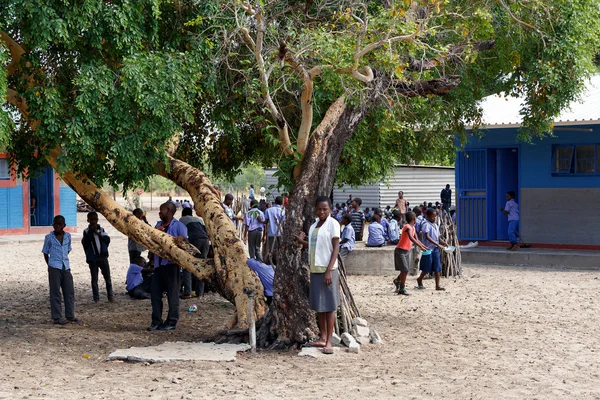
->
xmin=267 ymin=76 xmax=387 ymax=345
xmin=157 ymin=155 xmax=267 ymax=328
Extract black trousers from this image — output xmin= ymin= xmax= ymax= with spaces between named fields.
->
xmin=248 ymin=230 xmax=263 ymax=261
xmin=151 ymin=264 xmax=180 ymax=326
xmin=129 ymin=275 xmax=152 ymax=299
xmin=48 ymin=266 xmax=75 ymax=320
xmin=181 ymin=238 xmax=210 ymax=296
xmin=129 ymin=250 xmax=141 ymax=263
xmin=88 ymin=257 xmax=113 ymax=301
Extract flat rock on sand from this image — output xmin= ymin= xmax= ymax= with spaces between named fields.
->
xmin=107 ymin=341 xmax=250 ymax=363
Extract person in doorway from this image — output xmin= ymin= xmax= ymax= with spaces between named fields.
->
xmin=147 ymin=202 xmax=187 ymax=331
xmin=81 ymin=212 xmax=114 ymax=303
xmin=42 ymin=215 xmax=81 ymax=325
xmin=263 ymin=195 xmax=285 ymax=265
xmin=393 ymin=212 xmax=428 ymax=295
xmin=500 ymin=191 xmax=520 ymax=251
xmin=179 ymin=207 xmax=210 ymax=298
xmin=339 ymin=214 xmax=355 ymax=261
xmin=349 ymin=197 xmax=365 ymax=241
xmin=244 ymin=200 xmax=265 ymax=262
xmin=395 ymin=191 xmax=408 ymax=223
xmin=126 ymin=256 xmax=152 ymax=299
xmin=416 ymin=208 xmax=448 ymax=291
xmin=294 ymin=196 xmax=340 ymax=355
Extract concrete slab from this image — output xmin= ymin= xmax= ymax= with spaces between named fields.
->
xmin=106 ymin=341 xmax=250 ymax=363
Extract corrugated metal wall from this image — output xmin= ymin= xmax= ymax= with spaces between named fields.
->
xmin=265 ymin=166 xmax=455 ymax=210
xmin=265 ymin=169 xmax=285 ymax=200
xmin=380 ymin=166 xmax=455 ymax=209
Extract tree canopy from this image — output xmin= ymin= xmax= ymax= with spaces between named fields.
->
xmin=2 ymin=0 xmax=599 ymax=188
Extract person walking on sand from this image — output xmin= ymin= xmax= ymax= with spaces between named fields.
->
xmin=42 ymin=215 xmax=81 ymax=325
xmin=294 ymin=196 xmax=340 ymax=355
xmin=500 ymin=191 xmax=520 ymax=251
xmin=416 ymin=208 xmax=448 ymax=291
xmin=393 ymin=212 xmax=428 ymax=295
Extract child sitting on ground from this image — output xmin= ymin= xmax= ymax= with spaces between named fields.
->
xmin=126 ymin=256 xmax=153 ymax=299
xmin=366 ymin=213 xmax=386 ymax=247
xmin=339 ymin=214 xmax=355 ymax=260
xmin=393 ymin=212 xmax=428 ymax=295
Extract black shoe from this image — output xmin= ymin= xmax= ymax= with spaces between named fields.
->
xmin=147 ymin=324 xmax=161 ymax=331
xmin=53 ymin=318 xmax=68 ymax=325
xmin=158 ymin=323 xmax=176 ymax=331
xmin=67 ymin=317 xmax=82 ymax=323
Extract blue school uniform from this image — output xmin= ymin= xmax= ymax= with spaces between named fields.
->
xmin=419 ymin=220 xmax=442 ymax=273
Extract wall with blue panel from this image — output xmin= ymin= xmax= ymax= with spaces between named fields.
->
xmin=0 ymin=186 xmax=24 ymax=229
xmin=60 ymin=186 xmax=77 ymax=227
xmin=464 ymin=125 xmax=600 ymax=189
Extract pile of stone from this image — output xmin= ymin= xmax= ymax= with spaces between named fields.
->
xmin=333 ymin=317 xmax=382 ymax=354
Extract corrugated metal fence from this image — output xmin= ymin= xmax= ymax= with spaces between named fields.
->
xmin=265 ymin=166 xmax=455 ymax=210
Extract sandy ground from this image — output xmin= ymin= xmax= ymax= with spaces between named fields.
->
xmin=1 ymin=214 xmax=600 ymax=399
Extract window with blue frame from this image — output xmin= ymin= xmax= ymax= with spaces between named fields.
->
xmin=0 ymin=158 xmax=11 ymax=179
xmin=552 ymin=144 xmax=599 ymax=175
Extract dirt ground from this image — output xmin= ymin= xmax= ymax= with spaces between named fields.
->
xmin=1 ymin=213 xmax=600 ymax=399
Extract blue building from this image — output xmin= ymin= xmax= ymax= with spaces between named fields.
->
xmin=456 ymin=76 xmax=600 ymax=247
xmin=0 ymin=153 xmax=77 ymax=235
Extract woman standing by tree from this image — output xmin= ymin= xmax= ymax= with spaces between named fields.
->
xmin=294 ymin=196 xmax=340 ymax=354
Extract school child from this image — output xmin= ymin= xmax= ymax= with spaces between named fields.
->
xmin=384 ymin=205 xmax=392 ymax=219
xmin=243 ymin=200 xmax=265 ymax=262
xmin=364 ymin=207 xmax=373 ymax=222
xmin=42 ymin=215 xmax=81 ymax=325
xmin=126 ymin=256 xmax=153 ymax=299
xmin=416 ymin=208 xmax=448 ymax=291
xmin=375 ymin=208 xmax=390 ymax=242
xmin=388 ymin=210 xmax=401 ymax=245
xmin=349 ymin=197 xmax=365 ymax=241
xmin=410 ymin=206 xmax=425 ymax=275
xmin=339 ymin=214 xmax=355 ymax=260
xmin=394 ymin=212 xmax=428 ymax=295
xmin=294 ymin=196 xmax=340 ymax=355
xmin=263 ymin=195 xmax=285 ymax=265
xmin=500 ymin=191 xmax=520 ymax=251
xmin=128 ymin=208 xmax=148 ymax=263
xmin=366 ymin=213 xmax=386 ymax=247
xmin=81 ymin=211 xmax=114 ymax=303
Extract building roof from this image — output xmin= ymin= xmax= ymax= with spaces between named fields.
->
xmin=478 ymin=75 xmax=600 ymax=128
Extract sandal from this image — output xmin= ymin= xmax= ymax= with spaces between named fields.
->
xmin=435 ymin=287 xmax=446 ymax=291
xmin=321 ymin=347 xmax=334 ymax=355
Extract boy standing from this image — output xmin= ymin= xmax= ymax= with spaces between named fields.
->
xmin=42 ymin=215 xmax=81 ymax=325
xmin=81 ymin=212 xmax=114 ymax=303
xmin=263 ymin=195 xmax=285 ymax=265
xmin=394 ymin=212 xmax=428 ymax=295
xmin=395 ymin=191 xmax=408 ymax=223
xmin=416 ymin=209 xmax=448 ymax=291
xmin=244 ymin=200 xmax=265 ymax=262
xmin=500 ymin=191 xmax=520 ymax=251
xmin=349 ymin=197 xmax=365 ymax=241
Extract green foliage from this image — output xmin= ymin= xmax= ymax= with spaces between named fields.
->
xmin=2 ymin=0 xmax=599 ymax=192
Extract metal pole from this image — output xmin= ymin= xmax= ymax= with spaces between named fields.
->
xmin=244 ymin=289 xmax=256 ymax=353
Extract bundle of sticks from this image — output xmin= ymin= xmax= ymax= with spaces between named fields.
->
xmin=336 ymin=255 xmax=361 ymax=335
xmin=438 ymin=211 xmax=462 ymax=278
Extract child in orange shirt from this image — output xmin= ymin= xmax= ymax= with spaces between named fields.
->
xmin=393 ymin=211 xmax=427 ymax=295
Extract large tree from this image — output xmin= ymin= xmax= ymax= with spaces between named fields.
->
xmin=2 ymin=0 xmax=599 ymax=344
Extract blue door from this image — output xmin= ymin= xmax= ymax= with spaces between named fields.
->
xmin=494 ymin=148 xmax=519 ymax=240
xmin=457 ymin=150 xmax=488 ymax=240
xmin=30 ymin=167 xmax=55 ymax=226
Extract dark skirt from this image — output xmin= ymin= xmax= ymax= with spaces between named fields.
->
xmin=309 ymin=270 xmax=340 ymax=312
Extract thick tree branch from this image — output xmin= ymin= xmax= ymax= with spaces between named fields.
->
xmin=284 ymin=54 xmax=314 ymax=157
xmin=0 ymin=30 xmax=26 ymax=76
xmin=393 ymin=75 xmax=461 ymax=97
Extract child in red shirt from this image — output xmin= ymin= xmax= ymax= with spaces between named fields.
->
xmin=393 ymin=211 xmax=427 ymax=295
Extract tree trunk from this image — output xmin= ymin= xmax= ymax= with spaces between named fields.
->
xmin=158 ymin=155 xmax=267 ymax=328
xmin=267 ymin=91 xmax=376 ymax=345
xmin=47 ymin=150 xmax=265 ymax=328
